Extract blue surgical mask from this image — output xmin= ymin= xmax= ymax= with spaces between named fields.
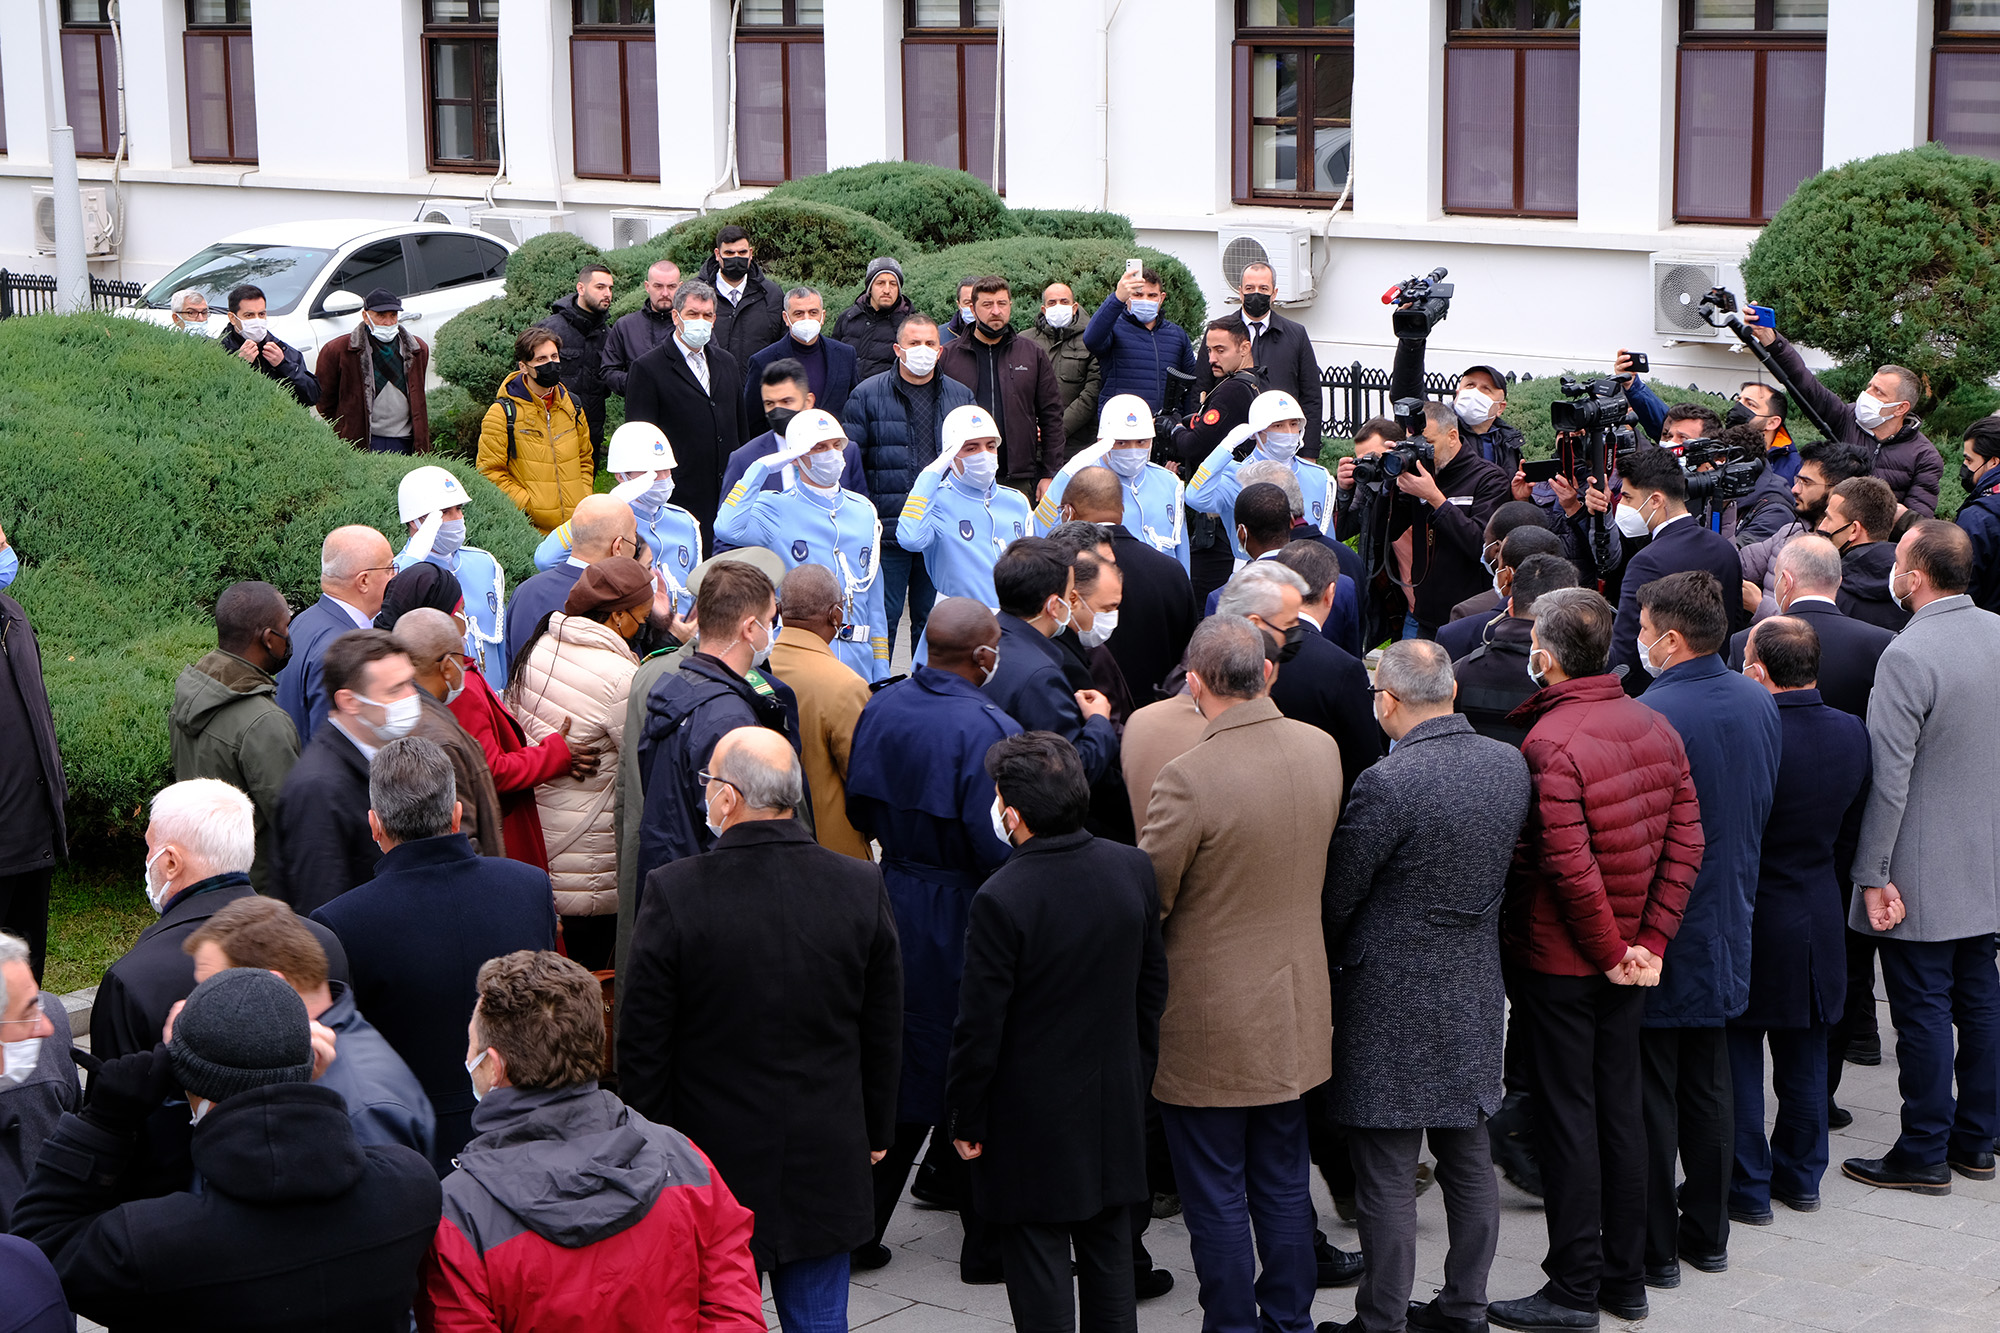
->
xmin=1257 ymin=431 xmax=1303 ymax=460
xmin=958 ymin=452 xmax=999 ymax=492
xmin=1128 ymin=298 xmax=1161 ymax=322
xmin=800 ymin=450 xmax=845 ymax=489
xmin=680 ymin=319 xmax=714 ymax=351
xmin=431 ymin=518 xmax=466 ymax=560
xmin=1107 ymin=446 xmax=1149 ymax=479
xmin=465 ymin=1048 xmax=490 ymax=1102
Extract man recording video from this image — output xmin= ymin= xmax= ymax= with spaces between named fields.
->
xmin=1380 ymin=402 xmax=1510 ymax=641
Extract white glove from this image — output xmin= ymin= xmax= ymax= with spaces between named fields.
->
xmin=1218 ymin=423 xmax=1258 ymax=457
xmin=608 ymin=470 xmax=656 ymax=507
xmin=1070 ymin=439 xmax=1115 ymax=471
xmin=402 ymin=510 xmax=442 ymax=564
xmin=770 ymin=432 xmax=819 ymax=469
xmin=923 ymin=435 xmax=965 ymax=476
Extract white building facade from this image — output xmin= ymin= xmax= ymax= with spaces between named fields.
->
xmin=0 ymin=0 xmax=1988 ymax=388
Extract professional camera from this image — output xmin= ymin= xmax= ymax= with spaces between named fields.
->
xmin=1152 ymin=366 xmax=1197 ymax=466
xmin=1351 ymin=415 xmax=1436 ymax=488
xmin=1677 ymin=435 xmax=1766 ymax=510
xmin=1382 ymin=267 xmax=1454 ymax=339
xmin=1550 ymin=375 xmax=1631 ymax=433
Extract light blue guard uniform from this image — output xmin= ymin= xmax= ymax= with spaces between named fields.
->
xmin=1034 ymin=394 xmax=1189 ymax=569
xmin=533 ymin=420 xmax=701 ymax=616
xmin=1185 ymin=388 xmax=1336 ymax=560
xmin=391 ymin=465 xmax=509 ymax=689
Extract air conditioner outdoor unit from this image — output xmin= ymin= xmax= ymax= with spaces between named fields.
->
xmin=418 ymin=199 xmax=485 ymax=228
xmin=32 ymin=186 xmax=116 ymax=257
xmin=475 ymin=208 xmax=573 ymax=246
xmin=1218 ymin=226 xmax=1313 ymax=303
xmin=609 ymin=209 xmax=695 ymax=251
xmin=1651 ymin=253 xmax=1747 ymax=342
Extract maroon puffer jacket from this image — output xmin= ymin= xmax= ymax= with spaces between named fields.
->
xmin=1503 ymin=673 xmax=1704 ymax=977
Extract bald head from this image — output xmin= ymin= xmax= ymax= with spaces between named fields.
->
xmin=320 ymin=524 xmax=394 ymax=616
xmin=711 ymin=726 xmax=803 ymax=816
xmin=568 ymin=494 xmax=638 ymax=562
xmin=1775 ymin=532 xmax=1843 ymax=601
xmin=1062 ymin=467 xmax=1125 ymax=523
xmin=391 ymin=607 xmax=463 ymax=664
xmin=925 ymin=598 xmax=1001 ymax=684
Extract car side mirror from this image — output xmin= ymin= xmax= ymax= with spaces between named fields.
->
xmin=321 ymin=290 xmax=364 ymax=317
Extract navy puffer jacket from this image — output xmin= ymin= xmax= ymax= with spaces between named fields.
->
xmin=842 ymin=368 xmax=975 ymax=536
xmin=1082 ymin=297 xmax=1196 ymax=413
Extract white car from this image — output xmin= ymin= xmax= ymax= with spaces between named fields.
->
xmin=121 ymin=218 xmax=516 ymax=384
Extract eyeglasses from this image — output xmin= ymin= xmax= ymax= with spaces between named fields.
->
xmin=696 ymin=771 xmax=743 ymax=798
xmin=1366 ymin=685 xmax=1398 ymax=700
xmin=0 ymin=995 xmax=47 ymax=1029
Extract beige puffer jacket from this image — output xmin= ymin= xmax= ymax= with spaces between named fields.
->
xmin=505 ymin=611 xmax=638 ymax=916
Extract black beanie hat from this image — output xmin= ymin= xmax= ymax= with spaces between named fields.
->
xmin=169 ymin=968 xmax=315 ymax=1104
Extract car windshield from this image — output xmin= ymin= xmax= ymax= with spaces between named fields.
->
xmin=139 ymin=244 xmax=335 ymax=316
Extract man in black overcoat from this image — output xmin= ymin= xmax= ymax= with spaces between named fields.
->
xmin=947 ymin=731 xmax=1167 ymax=1333
xmin=619 ymin=726 xmax=902 ymax=1329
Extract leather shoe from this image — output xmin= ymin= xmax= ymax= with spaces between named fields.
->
xmin=1598 ymin=1292 xmax=1648 ymax=1322
xmin=851 ymin=1243 xmax=892 ymax=1271
xmin=1315 ymin=1322 xmax=1358 ymax=1333
xmin=910 ymin=1163 xmax=959 ymax=1209
xmin=1682 ymin=1247 xmax=1728 ymax=1274
xmin=1315 ymin=1230 xmax=1365 ymax=1287
xmin=1843 ymin=1155 xmax=1952 ymax=1195
xmin=1134 ymin=1266 xmax=1174 ymax=1300
xmin=1950 ymin=1151 xmax=1997 ymax=1181
xmin=1775 ymin=1192 xmax=1821 ymax=1213
xmin=1408 ymin=1298 xmax=1492 ymax=1332
xmin=1487 ymin=1291 xmax=1599 ymax=1330
xmin=1151 ymin=1191 xmax=1181 ymax=1219
xmin=1845 ymin=1033 xmax=1883 ymax=1066
xmin=959 ymin=1260 xmax=1004 ymax=1285
xmin=1643 ymin=1261 xmax=1680 ymax=1289
xmin=1828 ymin=1102 xmax=1854 ymax=1130
xmin=1729 ymin=1204 xmax=1774 ymax=1226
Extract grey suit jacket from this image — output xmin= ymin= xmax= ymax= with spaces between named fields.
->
xmin=1852 ymin=594 xmax=2000 ymax=940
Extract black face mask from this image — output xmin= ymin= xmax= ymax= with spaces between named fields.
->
xmin=531 ymin=361 xmax=563 ymax=388
xmin=1724 ymin=401 xmax=1757 ymax=429
xmin=719 ymin=256 xmax=751 ymax=280
xmin=1264 ymin=621 xmax=1305 ymax=665
xmin=1961 ymin=463 xmax=1980 ymax=495
xmin=1242 ymin=292 xmax=1273 ymax=319
xmin=264 ymin=627 xmax=293 ymax=671
xmin=766 ymin=406 xmax=800 ymax=436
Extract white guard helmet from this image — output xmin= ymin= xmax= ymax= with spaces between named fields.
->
xmin=1247 ymin=390 xmax=1306 ymax=435
xmin=397 ymin=465 xmax=468 ymax=523
xmin=943 ymin=404 xmax=1002 ymax=453
xmin=605 ymin=421 xmax=677 ymax=474
xmin=786 ymin=408 xmax=848 ymax=452
xmin=1098 ymin=394 xmax=1155 ymax=441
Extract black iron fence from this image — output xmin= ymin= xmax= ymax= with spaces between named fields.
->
xmin=0 ymin=271 xmax=148 ymax=319
xmin=1317 ymin=362 xmax=1529 ymax=439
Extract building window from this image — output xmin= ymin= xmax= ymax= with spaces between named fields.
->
xmin=1675 ymin=0 xmax=1827 ymax=224
xmin=1935 ymin=1 xmax=2000 ymax=161
xmin=737 ymin=1 xmax=826 ymax=185
xmin=60 ymin=0 xmax=120 ymax=159
xmin=572 ymin=1 xmax=658 ymax=180
xmin=1231 ymin=2 xmax=1354 ymax=205
xmin=424 ymin=0 xmax=499 ymax=172
xmin=1444 ymin=1 xmax=1580 ymax=218
xmin=186 ymin=0 xmax=256 ymax=165
xmin=903 ymin=0 xmax=1002 ymax=191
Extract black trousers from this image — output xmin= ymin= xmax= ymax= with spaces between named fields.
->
xmin=1520 ymin=971 xmax=1647 ymax=1313
xmin=0 ymin=868 xmax=51 ymax=981
xmin=1641 ymin=1026 xmax=1732 ymax=1266
xmin=997 ymin=1205 xmax=1136 ymax=1333
xmin=870 ymin=1122 xmax=1000 ymax=1270
xmin=1829 ymin=928 xmax=1881 ymax=1098
xmin=559 ymin=913 xmax=617 ymax=973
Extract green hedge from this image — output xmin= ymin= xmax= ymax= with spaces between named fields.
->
xmin=1012 ymin=208 xmax=1137 ymax=243
xmin=0 ymin=315 xmax=542 ymax=836
xmin=828 ymin=238 xmax=1208 ymax=344
xmin=767 ymin=161 xmax=1022 ymax=250
xmin=433 ymin=232 xmax=608 ymax=407
xmin=658 ymin=199 xmax=908 ymax=295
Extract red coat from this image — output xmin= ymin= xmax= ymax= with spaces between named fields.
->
xmin=1503 ymin=673 xmax=1703 ymax=977
xmin=448 ymin=672 xmax=570 ymax=872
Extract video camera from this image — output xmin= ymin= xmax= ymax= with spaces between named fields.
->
xmin=1548 ymin=375 xmax=1639 ymax=492
xmin=1694 ymin=285 xmax=1840 ymax=442
xmin=1677 ymin=434 xmax=1766 ymax=510
xmin=1382 ymin=267 xmax=1454 ymax=339
xmin=1152 ymin=366 xmax=1197 ymax=467
xmin=1351 ymin=398 xmax=1436 ymax=487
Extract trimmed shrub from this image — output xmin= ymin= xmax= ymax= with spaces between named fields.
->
xmin=660 ymin=199 xmax=911 ymax=295
xmin=1012 ymin=208 xmax=1137 ymax=243
xmin=1744 ymin=144 xmax=2000 ymax=408
xmin=767 ymin=161 xmax=1022 ymax=251
xmin=434 ymin=232 xmax=609 ymax=406
xmin=0 ymin=315 xmax=542 ymax=836
xmin=828 ymin=238 xmax=1209 ymax=345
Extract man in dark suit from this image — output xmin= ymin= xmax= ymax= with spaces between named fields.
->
xmin=276 ymin=525 xmax=395 ymax=741
xmin=948 ymin=732 xmax=1169 ymax=1331
xmin=1058 ymin=469 xmax=1200 ymax=705
xmin=1325 ymin=639 xmax=1531 ymax=1333
xmin=983 ymin=538 xmax=1120 ymax=787
xmin=740 ymin=286 xmax=860 ymax=437
xmin=310 ymin=735 xmax=555 ymax=1174
xmin=1248 ymin=546 xmax=1380 ymax=804
xmin=621 ymin=727 xmax=901 ymax=1330
xmin=625 ymin=280 xmax=749 ymax=542
xmin=1453 ymin=553 xmax=1577 ymax=747
xmin=93 ymin=778 xmax=348 ymax=1063
xmin=1728 ymin=617 xmax=1872 ymax=1222
xmin=1194 ymin=262 xmax=1324 ymax=447
xmin=699 ymin=225 xmax=787 ymax=364
xmin=1726 ymin=533 xmax=1894 ymax=720
xmin=1438 ymin=520 xmax=1564 ymax=661
xmin=719 ymin=357 xmax=868 ymax=505
xmin=271 ymin=630 xmax=416 ymax=915
xmin=1611 ymin=447 xmax=1747 ymax=695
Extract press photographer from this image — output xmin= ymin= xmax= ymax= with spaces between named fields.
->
xmin=1615 ymin=349 xmax=1801 ymax=484
xmin=1608 ymin=446 xmax=1748 ymax=694
xmin=1385 ymin=268 xmax=1525 ymax=476
xmin=1372 ymin=400 xmax=1510 ymax=640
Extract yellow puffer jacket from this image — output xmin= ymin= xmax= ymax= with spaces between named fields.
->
xmin=478 ymin=373 xmax=592 ymax=533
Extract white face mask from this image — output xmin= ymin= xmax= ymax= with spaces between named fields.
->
xmin=189 ymin=1096 xmax=215 ymax=1125
xmin=1078 ymin=602 xmax=1119 ymax=648
xmin=749 ymin=619 xmax=774 ymax=668
xmin=1107 ymin=445 xmax=1150 ymax=479
xmin=901 ymin=344 xmax=939 ymax=376
xmin=180 ymin=316 xmax=218 ymax=337
xmin=1257 ymin=430 xmax=1304 ymax=460
xmin=465 ymin=1047 xmax=490 ymax=1103
xmin=369 ymin=319 xmax=400 ymax=343
xmin=1614 ymin=502 xmax=1653 ymax=539
xmin=1636 ymin=631 xmax=1669 ymax=678
xmin=1889 ymin=566 xmax=1914 ymax=612
xmin=1493 ymin=569 xmax=1509 ymax=602
xmin=1043 ymin=304 xmax=1075 ymax=330
xmin=1454 ymin=387 xmax=1494 ymax=429
xmin=977 ymin=646 xmax=999 ymax=685
xmin=643 ymin=473 xmax=676 ymax=509
xmin=1853 ymin=391 xmax=1899 ymax=431
xmin=990 ymin=794 xmax=1014 ymax=847
xmin=4 ymin=1035 xmax=43 ymax=1082
xmin=431 ymin=518 xmax=466 ymax=560
xmin=957 ymin=452 xmax=999 ymax=491
xmin=238 ymin=317 xmax=269 ymax=342
xmin=143 ymin=847 xmax=176 ymax=912
xmin=788 ymin=318 xmax=822 ymax=344
xmin=800 ymin=450 xmax=845 ymax=489
xmin=356 ymin=691 xmax=423 ymax=742
xmin=1526 ymin=648 xmax=1550 ymax=689
xmin=680 ymin=319 xmax=714 ymax=351
xmin=443 ymin=657 xmax=468 ymax=706
xmin=703 ymin=791 xmax=728 ymax=839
